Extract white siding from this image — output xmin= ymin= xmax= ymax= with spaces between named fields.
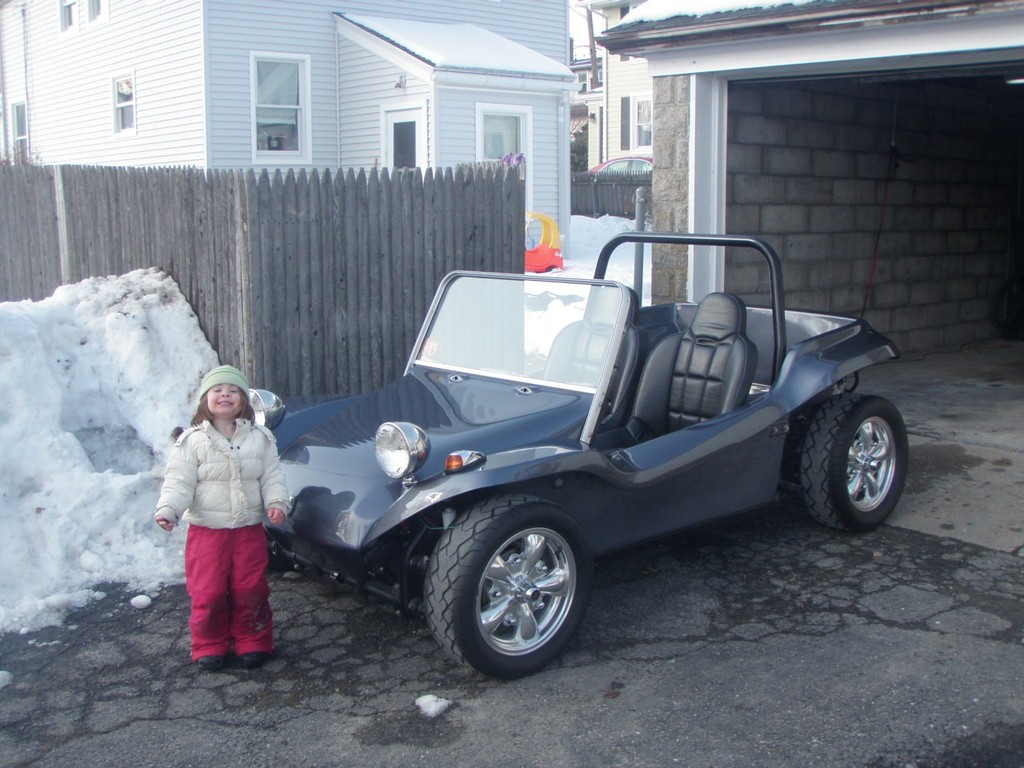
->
xmin=335 ymin=44 xmax=432 ymax=171
xmin=1 ymin=0 xmax=569 ymax=169
xmin=1 ymin=0 xmax=206 ymax=166
xmin=597 ymin=5 xmax=654 ymax=163
xmin=204 ymin=0 xmax=569 ymax=170
xmin=435 ymin=87 xmax=562 ymax=219
xmin=0 ymin=3 xmax=27 ymax=161
xmin=203 ymin=1 xmax=340 ymax=168
xmin=606 ymin=55 xmax=651 ymax=158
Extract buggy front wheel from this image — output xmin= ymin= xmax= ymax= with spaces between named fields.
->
xmin=424 ymin=495 xmax=593 ymax=679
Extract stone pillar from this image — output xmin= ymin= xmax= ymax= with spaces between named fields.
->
xmin=651 ymin=74 xmax=691 ymax=303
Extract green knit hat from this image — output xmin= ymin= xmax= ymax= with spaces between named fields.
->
xmin=198 ymin=365 xmax=250 ymax=404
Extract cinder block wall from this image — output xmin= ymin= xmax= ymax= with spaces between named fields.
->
xmin=725 ymin=80 xmax=1015 ymax=354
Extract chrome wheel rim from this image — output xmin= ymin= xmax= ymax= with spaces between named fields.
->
xmin=846 ymin=416 xmax=897 ymax=512
xmin=476 ymin=527 xmax=576 ymax=656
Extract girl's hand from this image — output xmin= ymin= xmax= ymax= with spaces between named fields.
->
xmin=155 ymin=516 xmax=175 ymax=532
xmin=267 ymin=507 xmax=285 ymax=525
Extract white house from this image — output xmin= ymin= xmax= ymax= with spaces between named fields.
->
xmin=576 ymin=0 xmax=654 ymax=171
xmin=0 ymin=0 xmax=577 ymax=240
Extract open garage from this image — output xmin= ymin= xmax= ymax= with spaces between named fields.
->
xmin=601 ymin=0 xmax=1024 ymax=354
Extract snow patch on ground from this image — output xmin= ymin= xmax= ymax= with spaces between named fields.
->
xmin=415 ymin=694 xmax=452 ymax=718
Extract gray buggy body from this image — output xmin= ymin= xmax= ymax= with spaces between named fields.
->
xmin=260 ymin=233 xmax=907 ymax=678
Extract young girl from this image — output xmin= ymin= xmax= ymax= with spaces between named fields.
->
xmin=155 ymin=365 xmax=290 ymax=672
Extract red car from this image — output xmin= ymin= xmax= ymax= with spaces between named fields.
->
xmin=588 ymin=156 xmax=653 ymax=175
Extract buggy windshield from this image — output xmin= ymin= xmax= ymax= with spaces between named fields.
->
xmin=413 ymin=273 xmax=631 ymax=392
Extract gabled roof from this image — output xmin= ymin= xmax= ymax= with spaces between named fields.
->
xmin=334 ymin=13 xmax=574 ymax=84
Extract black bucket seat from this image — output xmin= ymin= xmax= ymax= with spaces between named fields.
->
xmin=624 ymin=292 xmax=757 ymax=443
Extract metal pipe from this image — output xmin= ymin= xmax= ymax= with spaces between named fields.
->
xmin=595 ymin=231 xmax=787 ymax=382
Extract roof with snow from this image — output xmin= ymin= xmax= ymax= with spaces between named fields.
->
xmin=616 ymin=0 xmax=828 ymax=24
xmin=599 ymin=0 xmax=1024 ymax=52
xmin=334 ymin=13 xmax=574 ymax=82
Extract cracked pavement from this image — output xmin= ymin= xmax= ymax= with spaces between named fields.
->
xmin=1 ymin=342 xmax=1022 ymax=767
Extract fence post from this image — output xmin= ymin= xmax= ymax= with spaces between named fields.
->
xmin=632 ymin=186 xmax=648 ymax=297
xmin=234 ymin=169 xmax=253 ymax=378
xmin=53 ymin=165 xmax=71 ymax=285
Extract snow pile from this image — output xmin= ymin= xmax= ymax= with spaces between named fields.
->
xmin=0 ymin=215 xmax=645 ymax=637
xmin=565 ymin=214 xmax=651 ymax=301
xmin=0 ymin=268 xmax=217 ymax=634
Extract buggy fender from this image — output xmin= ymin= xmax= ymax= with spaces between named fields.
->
xmin=772 ymin=319 xmax=898 ymax=410
xmin=363 ymin=444 xmax=597 ymax=544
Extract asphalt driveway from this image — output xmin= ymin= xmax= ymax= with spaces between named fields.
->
xmin=1 ymin=341 xmax=1021 ymax=768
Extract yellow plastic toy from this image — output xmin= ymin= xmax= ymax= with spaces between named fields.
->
xmin=524 ymin=212 xmax=564 ymax=273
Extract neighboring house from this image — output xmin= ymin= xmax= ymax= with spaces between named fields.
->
xmin=600 ymin=0 xmax=1024 ymax=355
xmin=576 ymin=0 xmax=654 ymax=171
xmin=568 ymin=8 xmax=604 ymax=164
xmin=0 ymin=0 xmax=576 ymax=241
xmin=569 ymin=53 xmax=604 ymax=164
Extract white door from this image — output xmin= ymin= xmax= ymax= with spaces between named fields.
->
xmin=385 ymin=107 xmax=423 ymax=169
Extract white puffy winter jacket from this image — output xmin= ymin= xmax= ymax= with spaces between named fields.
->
xmin=155 ymin=420 xmax=291 ymax=529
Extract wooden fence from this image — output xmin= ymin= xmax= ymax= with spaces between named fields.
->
xmin=0 ymin=163 xmax=524 ymax=396
xmin=571 ymin=171 xmax=652 ymax=218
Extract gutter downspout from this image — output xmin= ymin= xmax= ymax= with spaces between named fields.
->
xmin=20 ymin=1 xmax=28 ymax=160
xmin=558 ymin=89 xmax=571 ymax=261
xmin=333 ymin=14 xmax=341 ymax=169
xmin=0 ymin=14 xmax=7 ymax=160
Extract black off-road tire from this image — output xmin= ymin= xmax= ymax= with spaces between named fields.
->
xmin=424 ymin=495 xmax=593 ymax=679
xmin=799 ymin=394 xmax=908 ymax=532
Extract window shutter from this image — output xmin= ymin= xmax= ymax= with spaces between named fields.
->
xmin=620 ymin=97 xmax=630 ymax=151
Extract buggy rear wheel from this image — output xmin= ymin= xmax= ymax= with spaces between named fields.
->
xmin=799 ymin=394 xmax=908 ymax=531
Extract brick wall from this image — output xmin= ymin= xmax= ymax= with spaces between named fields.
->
xmin=724 ymin=80 xmax=1014 ymax=354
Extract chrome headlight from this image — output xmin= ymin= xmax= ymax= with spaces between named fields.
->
xmin=250 ymin=388 xmax=286 ymax=430
xmin=375 ymin=421 xmax=429 ymax=479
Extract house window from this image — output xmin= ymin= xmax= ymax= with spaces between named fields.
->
xmin=634 ymin=96 xmax=652 ymax=148
xmin=481 ymin=113 xmax=521 ymax=160
xmin=88 ymin=0 xmax=107 ymax=23
xmin=13 ymin=102 xmax=28 ymax=163
xmin=251 ymin=53 xmax=311 ymax=163
xmin=479 ymin=105 xmax=531 ymax=161
xmin=114 ymin=76 xmax=135 ymax=133
xmin=477 ymin=104 xmax=532 ymax=207
xmin=620 ymin=95 xmax=652 ymax=151
xmin=60 ymin=0 xmax=77 ymax=32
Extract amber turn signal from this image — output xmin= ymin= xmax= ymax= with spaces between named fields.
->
xmin=443 ymin=450 xmax=485 ymax=474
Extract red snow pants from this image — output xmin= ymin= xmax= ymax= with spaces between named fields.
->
xmin=185 ymin=523 xmax=273 ymax=660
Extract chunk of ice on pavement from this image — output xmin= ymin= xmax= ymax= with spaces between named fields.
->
xmin=415 ymin=694 xmax=451 ymax=718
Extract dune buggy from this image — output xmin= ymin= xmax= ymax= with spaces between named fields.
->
xmin=255 ymin=232 xmax=908 ymax=679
